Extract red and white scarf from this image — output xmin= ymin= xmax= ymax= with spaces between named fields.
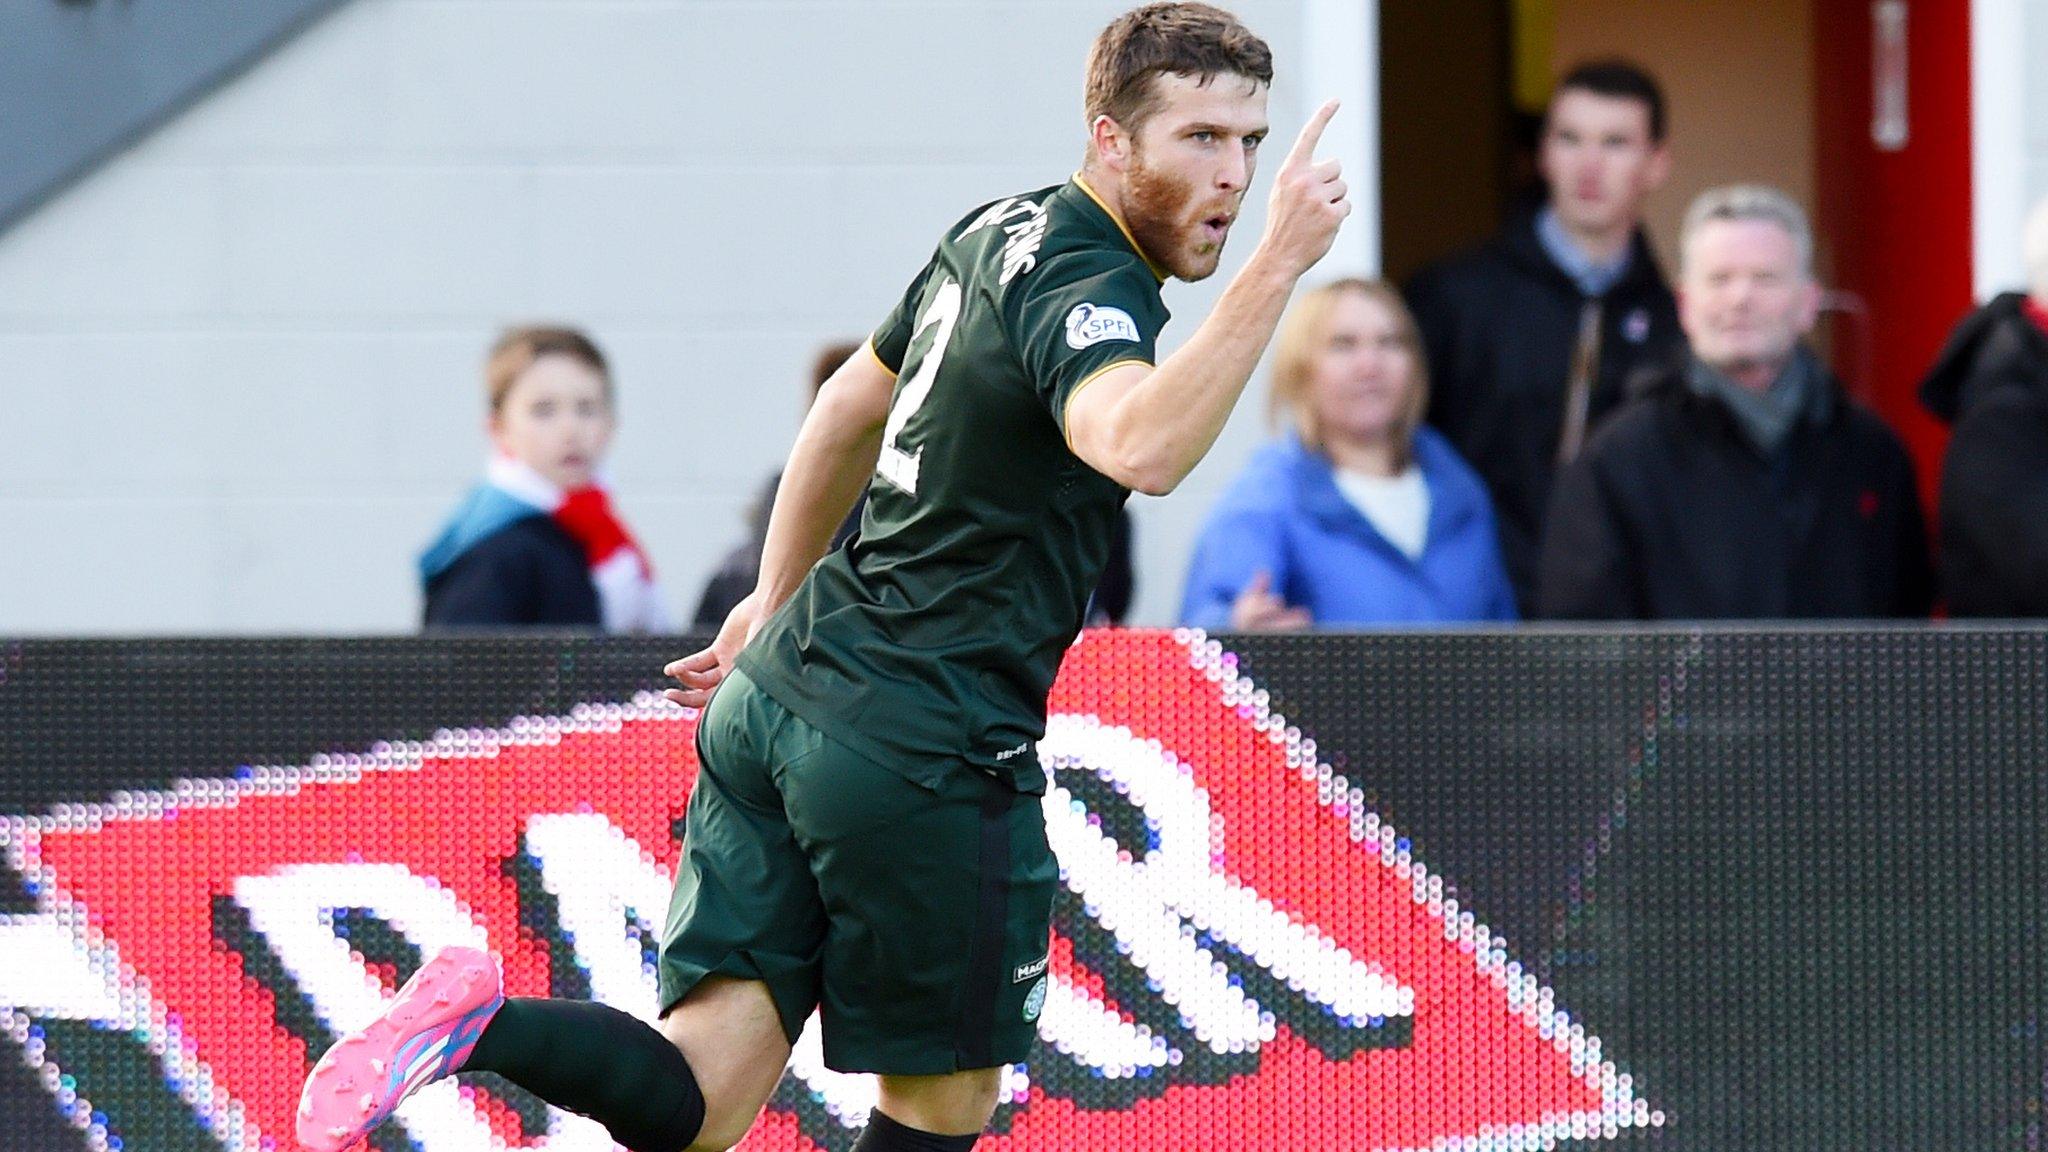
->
xmin=486 ymin=455 xmax=672 ymax=634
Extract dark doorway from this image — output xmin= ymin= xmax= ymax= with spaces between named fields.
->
xmin=1378 ymin=0 xmax=1515 ymax=285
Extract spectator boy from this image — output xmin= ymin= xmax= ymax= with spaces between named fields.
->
xmin=420 ymin=326 xmax=671 ymax=631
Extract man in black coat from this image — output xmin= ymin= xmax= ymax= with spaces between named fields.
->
xmin=1538 ymin=185 xmax=1932 ymax=620
xmin=1405 ymin=60 xmax=1684 ymax=610
xmin=1918 ymin=194 xmax=2048 ymax=616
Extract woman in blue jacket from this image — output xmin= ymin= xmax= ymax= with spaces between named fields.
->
xmin=1180 ymin=278 xmax=1516 ymax=629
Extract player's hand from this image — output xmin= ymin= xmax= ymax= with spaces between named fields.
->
xmin=663 ymin=591 xmax=767 ymax=709
xmin=1229 ymin=571 xmax=1314 ymax=632
xmin=1258 ymin=99 xmax=1350 ymax=278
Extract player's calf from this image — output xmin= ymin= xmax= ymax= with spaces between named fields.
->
xmin=468 ymin=994 xmax=707 ymax=1152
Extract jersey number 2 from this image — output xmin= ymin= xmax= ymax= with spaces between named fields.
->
xmin=876 ymin=279 xmax=962 ymax=496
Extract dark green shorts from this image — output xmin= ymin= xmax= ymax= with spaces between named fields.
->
xmin=657 ymin=668 xmax=1057 ymax=1074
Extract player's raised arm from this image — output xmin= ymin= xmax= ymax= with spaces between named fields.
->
xmin=1066 ymin=100 xmax=1349 ymax=495
xmin=663 ymin=344 xmax=895 ymax=707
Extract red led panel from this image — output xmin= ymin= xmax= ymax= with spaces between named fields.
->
xmin=6 ymin=630 xmax=1653 ymax=1150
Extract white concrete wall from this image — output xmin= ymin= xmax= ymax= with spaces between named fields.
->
xmin=1974 ymin=0 xmax=2048 ymax=299
xmin=0 ymin=0 xmax=1379 ymax=634
xmin=2032 ymin=0 xmax=2048 ymax=278
xmin=2038 ymin=12 xmax=2048 ymax=184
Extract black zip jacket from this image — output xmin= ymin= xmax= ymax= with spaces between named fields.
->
xmin=1538 ymin=360 xmax=1933 ymax=620
xmin=1918 ymin=292 xmax=2048 ymax=616
xmin=1405 ymin=211 xmax=1684 ymax=611
xmin=423 ymin=515 xmax=601 ymax=629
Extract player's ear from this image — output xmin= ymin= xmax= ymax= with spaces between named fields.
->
xmin=1090 ymin=113 xmax=1133 ymax=172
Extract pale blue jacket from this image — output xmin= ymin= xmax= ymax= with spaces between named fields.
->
xmin=1180 ymin=427 xmax=1518 ymax=628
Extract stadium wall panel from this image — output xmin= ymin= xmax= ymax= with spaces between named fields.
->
xmin=0 ymin=0 xmax=1320 ymax=634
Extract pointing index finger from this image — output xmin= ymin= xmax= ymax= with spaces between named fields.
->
xmin=1285 ymin=99 xmax=1340 ymax=170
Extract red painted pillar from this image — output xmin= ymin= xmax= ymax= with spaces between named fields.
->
xmin=1811 ymin=0 xmax=1972 ymax=514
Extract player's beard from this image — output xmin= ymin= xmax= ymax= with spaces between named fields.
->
xmin=1123 ymin=149 xmax=1224 ymax=282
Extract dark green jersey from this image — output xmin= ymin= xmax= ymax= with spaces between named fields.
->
xmin=736 ymin=177 xmax=1172 ymax=794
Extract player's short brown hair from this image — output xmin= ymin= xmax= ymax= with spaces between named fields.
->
xmin=485 ymin=325 xmax=611 ymax=413
xmin=1085 ymin=3 xmax=1273 ymax=138
xmin=1269 ymin=279 xmax=1430 ymax=470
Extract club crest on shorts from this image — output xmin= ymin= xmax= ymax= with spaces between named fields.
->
xmin=1022 ymin=976 xmax=1048 ymax=1022
xmin=1064 ymin=303 xmax=1140 ymax=349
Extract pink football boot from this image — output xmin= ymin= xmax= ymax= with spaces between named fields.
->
xmin=296 ymin=945 xmax=504 ymax=1151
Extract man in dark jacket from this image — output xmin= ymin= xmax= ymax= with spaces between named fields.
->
xmin=1405 ymin=60 xmax=1683 ymax=610
xmin=1539 ymin=185 xmax=1932 ymax=620
xmin=1918 ymin=194 xmax=2048 ymax=616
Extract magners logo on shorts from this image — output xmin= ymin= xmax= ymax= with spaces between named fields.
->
xmin=2 ymin=630 xmax=1657 ymax=1151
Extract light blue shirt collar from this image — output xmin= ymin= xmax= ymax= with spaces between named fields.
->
xmin=1537 ymin=207 xmax=1633 ymax=297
